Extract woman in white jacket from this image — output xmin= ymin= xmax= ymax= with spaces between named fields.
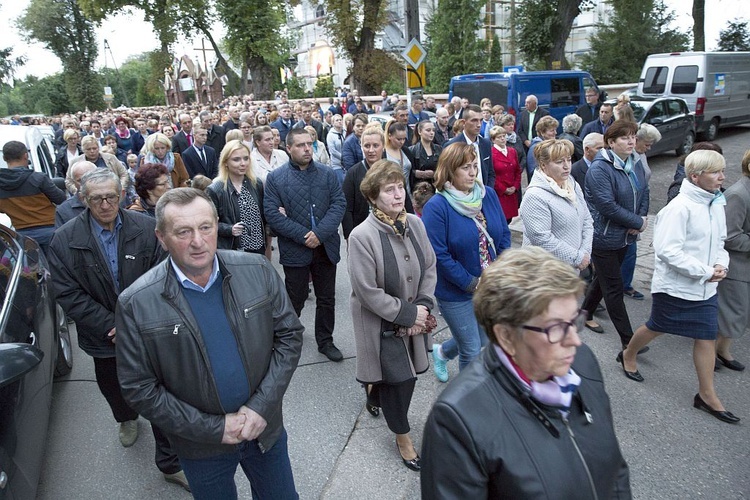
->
xmin=621 ymin=150 xmax=739 ymax=424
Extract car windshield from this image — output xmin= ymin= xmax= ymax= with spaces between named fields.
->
xmin=629 ymin=101 xmax=652 ymax=122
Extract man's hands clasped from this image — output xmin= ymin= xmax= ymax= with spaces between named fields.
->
xmin=221 ymin=406 xmax=268 ymax=444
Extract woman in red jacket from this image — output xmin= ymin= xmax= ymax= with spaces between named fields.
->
xmin=490 ymin=126 xmax=521 ymax=223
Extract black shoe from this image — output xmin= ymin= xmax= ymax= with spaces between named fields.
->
xmin=595 ymin=304 xmax=606 ymax=313
xmin=622 ymin=344 xmax=650 ymax=355
xmin=363 ymin=384 xmax=379 ymax=417
xmin=397 ymin=443 xmax=421 ymax=472
xmin=717 ymin=354 xmax=745 ymax=372
xmin=693 ymin=394 xmax=740 ymax=423
xmin=616 ymin=351 xmax=644 ymax=382
xmin=319 ymin=344 xmax=343 ymax=362
xmin=585 ymin=320 xmax=604 ymax=333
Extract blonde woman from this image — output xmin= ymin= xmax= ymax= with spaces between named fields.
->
xmin=140 ymin=133 xmax=189 ymax=189
xmin=206 ymin=140 xmax=267 ymax=255
xmin=305 ymin=125 xmax=330 ymax=166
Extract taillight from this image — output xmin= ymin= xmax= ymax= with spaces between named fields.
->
xmin=695 ymin=97 xmax=706 ymax=115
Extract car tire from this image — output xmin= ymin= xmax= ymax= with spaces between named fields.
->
xmin=677 ymin=132 xmax=695 ymax=157
xmin=699 ymin=118 xmax=719 ymax=141
xmin=54 ymin=303 xmax=73 ymax=377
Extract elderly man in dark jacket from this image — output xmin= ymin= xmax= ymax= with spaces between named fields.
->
xmin=48 ymin=169 xmax=187 ymax=490
xmin=116 ymin=188 xmax=304 ymax=497
xmin=264 ymin=128 xmax=346 ymax=362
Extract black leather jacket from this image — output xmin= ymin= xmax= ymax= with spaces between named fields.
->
xmin=48 ymin=209 xmax=163 ymax=357
xmin=115 ymin=251 xmax=303 ymax=459
xmin=421 ymin=344 xmax=631 ymax=499
xmin=206 ymin=178 xmax=266 ymax=251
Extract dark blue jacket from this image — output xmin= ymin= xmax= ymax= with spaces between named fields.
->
xmin=584 ymin=148 xmax=649 ymax=251
xmin=421 ymin=187 xmax=511 ymax=302
xmin=264 ymin=160 xmax=346 ymax=266
xmin=445 ymin=133 xmax=496 ymax=190
xmin=579 ymin=118 xmax=613 ymax=139
xmin=270 ymin=118 xmax=294 ymax=145
xmin=342 ymin=134 xmax=363 ymax=172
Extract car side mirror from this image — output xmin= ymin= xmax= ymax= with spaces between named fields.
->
xmin=0 ymin=343 xmax=44 ymax=388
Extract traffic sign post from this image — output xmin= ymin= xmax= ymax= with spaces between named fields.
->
xmin=402 ymin=38 xmax=427 ymax=107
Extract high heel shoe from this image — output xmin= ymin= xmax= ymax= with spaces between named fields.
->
xmin=693 ymin=394 xmax=740 ymax=424
xmin=396 ymin=443 xmax=421 ymax=471
xmin=616 ymin=351 xmax=644 ymax=382
xmin=363 ymin=385 xmax=379 ymax=417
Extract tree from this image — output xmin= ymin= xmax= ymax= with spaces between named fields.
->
xmin=692 ymin=0 xmax=705 ymax=51
xmin=515 ymin=0 xmax=594 ymax=70
xmin=314 ymin=75 xmax=335 ymax=98
xmin=218 ymin=0 xmax=289 ymax=99
xmin=325 ymin=0 xmax=402 ymax=95
xmin=101 ymin=53 xmax=165 ymax=107
xmin=0 ymin=74 xmax=73 ymax=116
xmin=17 ymin=0 xmax=104 ymax=111
xmin=423 ymin=0 xmax=489 ymax=93
xmin=579 ymin=0 xmax=689 ymax=85
xmin=717 ymin=19 xmax=750 ymax=51
xmin=0 ymin=47 xmax=26 ymax=86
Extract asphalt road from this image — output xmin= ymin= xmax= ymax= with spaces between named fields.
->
xmin=36 ymin=126 xmax=750 ymax=499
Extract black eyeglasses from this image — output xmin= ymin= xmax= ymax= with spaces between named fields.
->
xmin=521 ymin=310 xmax=587 ymax=344
xmin=87 ymin=194 xmax=120 ymax=207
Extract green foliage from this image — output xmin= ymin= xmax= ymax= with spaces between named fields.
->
xmin=579 ymin=0 xmax=689 ymax=84
xmin=16 ymin=0 xmax=104 ymax=110
xmin=515 ymin=0 xmax=593 ymax=70
xmin=313 ymin=75 xmax=335 ymax=98
xmin=424 ymin=0 xmax=488 ymax=93
xmin=0 ymin=47 xmax=26 ymax=85
xmin=382 ymin=73 xmax=405 ymax=96
xmin=717 ymin=19 xmax=750 ymax=51
xmin=487 ymin=35 xmax=503 ymax=72
xmin=100 ymin=53 xmax=165 ymax=108
xmin=0 ymin=74 xmax=74 ymax=116
xmin=286 ymin=77 xmax=308 ymax=99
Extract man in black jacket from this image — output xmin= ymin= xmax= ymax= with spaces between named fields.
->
xmin=181 ymin=127 xmax=218 ymax=179
xmin=116 ymin=188 xmax=303 ymax=497
xmin=48 ymin=169 xmax=188 ymax=491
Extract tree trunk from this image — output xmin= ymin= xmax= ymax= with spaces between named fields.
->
xmin=692 ymin=0 xmax=705 ymax=51
xmin=195 ymin=22 xmax=243 ymax=96
xmin=246 ymin=56 xmax=274 ymax=100
xmin=548 ymin=0 xmax=582 ymax=69
xmin=349 ymin=26 xmax=378 ymax=95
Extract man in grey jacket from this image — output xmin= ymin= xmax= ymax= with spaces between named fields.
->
xmin=116 ymin=188 xmax=304 ymax=498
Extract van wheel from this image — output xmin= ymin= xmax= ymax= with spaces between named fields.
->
xmin=677 ymin=132 xmax=695 ymax=156
xmin=54 ymin=304 xmax=73 ymax=377
xmin=699 ymin=118 xmax=719 ymax=141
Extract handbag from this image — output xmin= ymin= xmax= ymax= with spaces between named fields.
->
xmin=379 ymin=323 xmax=415 ymax=384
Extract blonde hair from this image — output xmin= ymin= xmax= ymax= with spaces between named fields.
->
xmin=533 ymin=139 xmax=574 ymax=167
xmin=63 ymin=128 xmax=80 ymax=142
xmin=361 ymin=124 xmax=385 ymax=144
xmin=489 ymin=125 xmax=506 ymax=141
xmin=685 ymin=149 xmax=725 ymax=177
xmin=535 ymin=115 xmax=559 ymax=135
xmin=80 ymin=135 xmax=100 ymax=148
xmin=225 ymin=129 xmax=243 ymax=142
xmin=434 ymin=143 xmax=476 ymax=191
xmin=474 ymin=247 xmax=585 ymax=345
xmin=217 ymin=140 xmax=257 ymax=187
xmin=144 ymin=133 xmax=171 ymax=154
xmin=304 ymin=125 xmax=318 ymax=142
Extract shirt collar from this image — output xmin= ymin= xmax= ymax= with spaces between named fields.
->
xmin=463 ymin=132 xmax=478 ymax=145
xmin=170 ymin=254 xmax=220 ymax=293
xmin=90 ymin=212 xmax=122 ymax=236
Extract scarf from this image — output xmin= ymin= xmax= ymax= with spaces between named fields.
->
xmin=145 ymin=151 xmax=175 ymax=173
xmin=116 ymin=127 xmax=131 ymax=140
xmin=538 ymin=170 xmax=577 ymax=206
xmin=506 ymin=131 xmax=518 ymax=144
xmin=438 ymin=180 xmax=485 ymax=218
xmin=494 ymin=345 xmax=581 ymax=412
xmin=371 ymin=206 xmax=407 ymax=236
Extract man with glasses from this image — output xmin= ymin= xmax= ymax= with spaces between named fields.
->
xmin=48 ymin=169 xmax=189 ymax=491
xmin=576 ymin=87 xmax=602 ymax=126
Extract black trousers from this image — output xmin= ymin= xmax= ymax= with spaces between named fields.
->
xmin=581 ymin=246 xmax=634 ymax=347
xmin=369 ymin=379 xmax=417 ymax=435
xmin=93 ymin=356 xmax=181 ymax=474
xmin=283 ymin=246 xmax=336 ymax=349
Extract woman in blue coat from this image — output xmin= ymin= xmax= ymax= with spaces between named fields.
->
xmin=422 ymin=143 xmax=511 ymax=382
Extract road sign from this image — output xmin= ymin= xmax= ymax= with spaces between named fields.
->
xmin=407 ymin=63 xmax=426 ymax=89
xmin=402 ymin=38 xmax=426 ymax=70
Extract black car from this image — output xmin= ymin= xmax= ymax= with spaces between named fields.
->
xmin=0 ymin=225 xmax=72 ymax=499
xmin=608 ymin=95 xmax=696 ymax=157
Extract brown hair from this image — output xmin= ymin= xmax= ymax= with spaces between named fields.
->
xmin=359 ymin=160 xmax=405 ymax=204
xmin=604 ymin=120 xmax=638 ymax=144
xmin=434 ymin=143 xmax=476 ymax=191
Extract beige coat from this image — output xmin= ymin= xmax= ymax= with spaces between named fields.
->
xmin=348 ymin=213 xmax=437 ymax=383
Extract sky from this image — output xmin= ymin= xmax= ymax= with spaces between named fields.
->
xmin=0 ymin=0 xmax=746 ymax=81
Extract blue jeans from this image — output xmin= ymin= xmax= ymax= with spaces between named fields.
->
xmin=621 ymin=242 xmax=637 ymax=291
xmin=179 ymin=428 xmax=298 ymax=500
xmin=437 ymin=298 xmax=487 ymax=370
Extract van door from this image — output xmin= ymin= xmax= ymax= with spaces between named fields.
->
xmin=549 ymin=76 xmax=582 ymax=123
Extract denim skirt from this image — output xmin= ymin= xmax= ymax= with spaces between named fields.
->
xmin=646 ymin=293 xmax=718 ymax=340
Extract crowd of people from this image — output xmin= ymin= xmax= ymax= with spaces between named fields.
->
xmin=0 ymin=85 xmax=747 ymax=498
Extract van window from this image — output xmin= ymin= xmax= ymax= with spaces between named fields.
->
xmin=643 ymin=66 xmax=668 ymax=94
xmin=453 ymin=80 xmax=509 ymax=110
xmin=550 ymin=78 xmax=580 ymax=108
xmin=671 ymin=66 xmax=699 ymax=94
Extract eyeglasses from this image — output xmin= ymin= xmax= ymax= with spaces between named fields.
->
xmin=521 ymin=310 xmax=586 ymax=344
xmin=87 ymin=194 xmax=120 ymax=206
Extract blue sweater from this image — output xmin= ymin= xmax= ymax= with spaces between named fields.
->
xmin=182 ymin=277 xmax=250 ymax=413
xmin=421 ymin=187 xmax=511 ymax=301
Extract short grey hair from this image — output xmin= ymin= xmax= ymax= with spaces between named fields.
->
xmin=80 ymin=169 xmax=121 ymax=199
xmin=155 ymin=187 xmax=217 ymax=233
xmin=582 ymin=133 xmax=604 ymax=149
xmin=562 ymin=114 xmax=583 ymax=134
xmin=637 ymin=123 xmax=662 ymax=143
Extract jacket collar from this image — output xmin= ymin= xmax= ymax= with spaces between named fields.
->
xmin=162 ymin=251 xmax=232 ymax=301
xmin=679 ymin=178 xmax=725 ymax=205
xmin=68 ymin=209 xmax=143 ymax=249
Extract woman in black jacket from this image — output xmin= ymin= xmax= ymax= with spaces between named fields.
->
xmin=421 ymin=246 xmax=631 ymax=499
xmin=206 ymin=140 xmax=266 ymax=255
xmin=409 ymin=120 xmax=442 ymax=187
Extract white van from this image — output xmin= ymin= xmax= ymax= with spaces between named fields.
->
xmin=637 ymin=51 xmax=750 ymax=140
xmin=0 ymin=124 xmax=58 ymax=178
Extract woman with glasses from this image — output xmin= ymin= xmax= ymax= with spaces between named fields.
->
xmin=421 ymin=246 xmax=631 ymax=498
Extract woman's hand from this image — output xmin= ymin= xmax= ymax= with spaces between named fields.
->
xmin=231 ymin=222 xmax=244 ymax=236
xmin=414 ymin=305 xmax=428 ymax=328
xmin=505 ymin=186 xmax=516 ymax=195
xmin=578 ymin=253 xmax=590 ymax=270
xmin=709 ymin=264 xmax=727 ymax=282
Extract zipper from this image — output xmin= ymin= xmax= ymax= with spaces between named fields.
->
xmin=562 ymin=415 xmax=599 ymax=500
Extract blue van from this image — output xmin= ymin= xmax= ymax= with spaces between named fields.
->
xmin=448 ymin=70 xmax=604 ymax=124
